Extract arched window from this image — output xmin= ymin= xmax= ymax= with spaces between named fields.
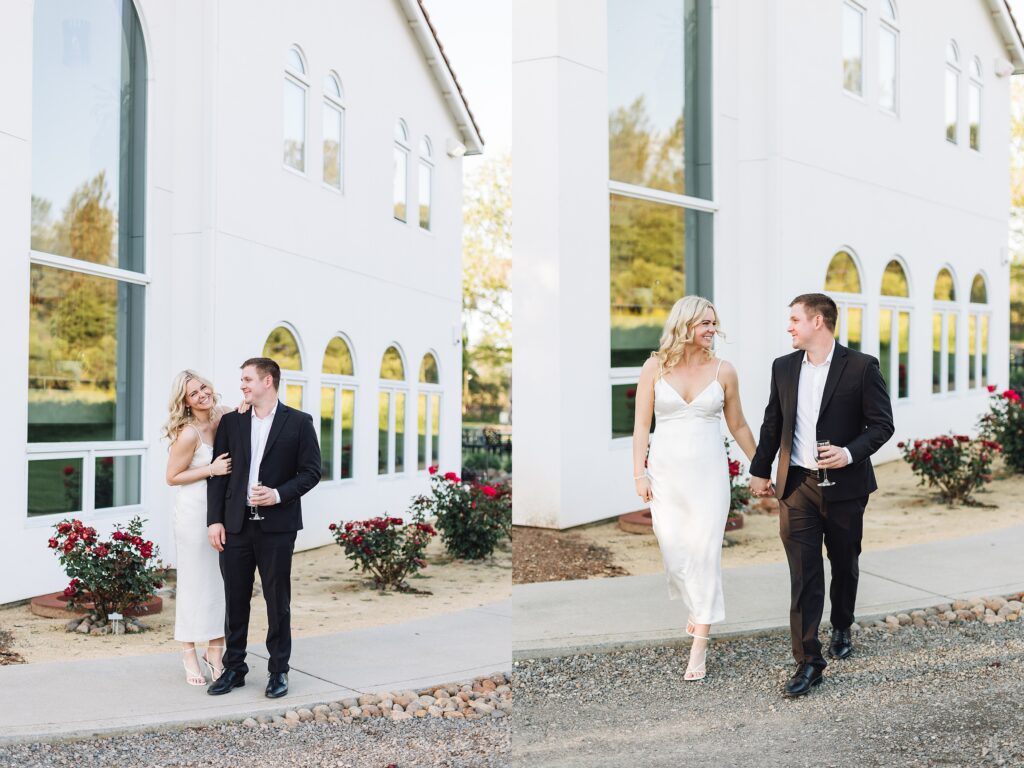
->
xmin=27 ymin=0 xmax=147 ymax=518
xmin=879 ymin=0 xmax=899 ymax=113
xmin=393 ymin=120 xmax=410 ymax=222
xmin=323 ymin=73 xmax=345 ymax=190
xmin=263 ymin=325 xmax=305 ymax=408
xmin=842 ymin=1 xmax=865 ymax=96
xmin=968 ymin=273 xmax=990 ymax=389
xmin=418 ymin=137 xmax=433 ymax=231
xmin=378 ymin=345 xmax=408 ymax=475
xmin=417 ymin=352 xmax=441 ymax=471
xmin=969 ymin=57 xmax=982 ymax=151
xmin=932 ymin=267 xmax=958 ymax=395
xmin=945 ymin=40 xmax=960 ymax=144
xmin=284 ymin=46 xmax=308 ymax=172
xmin=824 ymin=250 xmax=864 ymax=352
xmin=880 ymin=259 xmax=911 ymax=399
xmin=320 ymin=336 xmax=356 ymax=481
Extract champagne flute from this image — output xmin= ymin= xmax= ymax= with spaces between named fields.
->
xmin=250 ymin=479 xmax=265 ymax=520
xmin=816 ymin=440 xmax=836 ymax=487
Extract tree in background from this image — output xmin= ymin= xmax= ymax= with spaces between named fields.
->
xmin=462 ymin=152 xmax=511 ymax=424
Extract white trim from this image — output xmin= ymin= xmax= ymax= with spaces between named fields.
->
xmin=842 ymin=0 xmax=866 ymax=98
xmin=607 ymin=181 xmax=718 ymax=212
xmin=29 ymin=251 xmax=150 ymax=286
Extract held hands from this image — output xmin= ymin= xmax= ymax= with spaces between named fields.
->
xmin=210 ymin=452 xmax=232 ymax=476
xmin=749 ymin=475 xmax=775 ymax=498
xmin=635 ymin=475 xmax=653 ymax=503
xmin=249 ymin=482 xmax=278 ymax=507
xmin=817 ymin=444 xmax=850 ymax=470
xmin=207 ymin=523 xmax=226 ymax=552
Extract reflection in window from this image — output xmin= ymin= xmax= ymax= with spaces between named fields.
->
xmin=825 ymin=251 xmax=864 ymax=352
xmin=378 ymin=391 xmax=391 ymax=474
xmin=321 ymin=336 xmax=356 ymax=480
xmin=825 ymin=251 xmax=862 ymax=293
xmin=946 ymin=41 xmax=959 ymax=144
xmin=419 ymin=137 xmax=433 ymax=230
xmin=880 ymin=260 xmax=911 ymax=399
xmin=323 ymin=74 xmax=344 ymax=189
xmin=969 ymin=274 xmax=989 ymax=389
xmin=932 ymin=268 xmax=958 ymax=395
xmin=284 ymin=47 xmax=307 ymax=171
xmin=394 ymin=120 xmax=409 ymax=221
xmin=842 ymin=2 xmax=864 ymax=96
xmin=380 ymin=346 xmax=405 ymax=380
xmin=971 ymin=273 xmax=988 ymax=304
xmin=95 ymin=455 xmax=142 ymax=509
xmin=611 ymin=383 xmax=654 ymax=439
xmin=879 ymin=0 xmax=898 ymax=112
xmin=378 ymin=345 xmax=407 ymax=474
xmin=968 ymin=314 xmax=977 ymax=390
xmin=28 ymin=458 xmax=84 ymax=517
xmin=969 ymin=58 xmax=981 ymax=151
xmin=264 ymin=326 xmax=302 ymax=370
xmin=395 ymin=392 xmax=406 ymax=473
xmin=417 ymin=353 xmax=441 ymax=470
xmin=881 ymin=260 xmax=909 ymax=297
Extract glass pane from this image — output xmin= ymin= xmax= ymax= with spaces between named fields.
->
xmin=612 ymin=382 xmax=653 ymax=439
xmin=324 ymin=73 xmax=341 ymax=98
xmin=879 ymin=309 xmax=893 ymax=394
xmin=881 ymin=260 xmax=909 ymax=297
xmin=945 ymin=69 xmax=958 ymax=143
xmin=264 ymin=326 xmax=302 ymax=370
xmin=395 ymin=392 xmax=406 ymax=473
xmin=843 ymin=3 xmax=864 ymax=95
xmin=825 ymin=251 xmax=861 ymax=293
xmin=947 ymin=41 xmax=959 ymax=65
xmin=881 ymin=0 xmax=896 ymax=23
xmin=932 ymin=313 xmax=942 ymax=394
xmin=419 ymin=162 xmax=432 ymax=230
xmin=394 ymin=120 xmax=408 ymax=142
xmin=340 ymin=388 xmax=355 ymax=479
xmin=286 ymin=47 xmax=304 ymax=74
xmin=981 ymin=314 xmax=989 ymax=385
xmin=94 ymin=454 xmax=141 ymax=509
xmin=430 ymin=393 xmax=440 ymax=466
xmin=393 ymin=148 xmax=407 ymax=221
xmin=285 ymin=384 xmax=303 ymax=409
xmin=320 ymin=387 xmax=335 ymax=480
xmin=31 ymin=0 xmax=147 ymax=272
xmin=971 ymin=274 xmax=988 ymax=303
xmin=898 ymin=311 xmax=910 ymax=399
xmin=28 ymin=457 xmax=83 ymax=517
xmin=284 ymin=79 xmax=306 ymax=171
xmin=378 ymin=391 xmax=391 ymax=474
xmin=879 ymin=26 xmax=897 ymax=112
xmin=323 ymin=336 xmax=354 ymax=376
xmin=969 ymin=83 xmax=980 ymax=150
xmin=834 ymin=309 xmax=842 ymax=342
xmin=380 ymin=346 xmax=405 ymax=380
xmin=323 ymin=103 xmax=342 ymax=189
xmin=608 ymin=0 xmax=712 ymax=199
xmin=847 ymin=306 xmax=862 ymax=351
xmin=419 ymin=353 xmax=439 ymax=383
xmin=947 ymin=313 xmax=957 ymax=392
xmin=610 ymin=195 xmax=684 ymax=367
xmin=417 ymin=393 xmax=428 ymax=471
xmin=29 ymin=264 xmax=144 ymax=442
xmin=968 ymin=314 xmax=977 ymax=389
xmin=933 ymin=268 xmax=955 ymax=301
xmin=419 ymin=137 xmax=432 ymax=157
xmin=971 ymin=57 xmax=982 ymax=79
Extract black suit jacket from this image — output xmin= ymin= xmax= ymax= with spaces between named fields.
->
xmin=207 ymin=403 xmax=321 ymax=534
xmin=750 ymin=343 xmax=895 ymax=502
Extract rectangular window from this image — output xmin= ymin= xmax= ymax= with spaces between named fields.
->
xmin=28 ymin=458 xmax=84 ymax=517
xmin=417 ymin=393 xmax=428 ymax=471
xmin=284 ymin=79 xmax=306 ymax=171
xmin=932 ymin=312 xmax=942 ymax=394
xmin=968 ymin=82 xmax=981 ymax=150
xmin=320 ymin=387 xmax=335 ymax=480
xmin=945 ymin=69 xmax=959 ymax=143
xmin=898 ymin=311 xmax=910 ymax=399
xmin=393 ymin=148 xmax=408 ymax=221
xmin=847 ymin=307 xmax=862 ymax=352
xmin=842 ymin=3 xmax=864 ymax=96
xmin=968 ymin=314 xmax=977 ymax=389
xmin=946 ymin=313 xmax=956 ymax=392
xmin=285 ymin=383 xmax=303 ymax=410
xmin=611 ymin=382 xmax=648 ymax=440
xmin=340 ymin=388 xmax=355 ymax=479
xmin=378 ymin=392 xmax=391 ymax=474
xmin=430 ymin=393 xmax=441 ymax=467
xmin=323 ymin=103 xmax=342 ymax=189
xmin=879 ymin=309 xmax=893 ymax=393
xmin=419 ymin=162 xmax=432 ymax=230
xmin=94 ymin=455 xmax=141 ymax=509
xmin=394 ymin=392 xmax=406 ymax=473
xmin=879 ymin=25 xmax=897 ymax=112
xmin=981 ymin=314 xmax=989 ymax=386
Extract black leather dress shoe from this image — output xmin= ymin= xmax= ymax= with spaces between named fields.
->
xmin=829 ymin=628 xmax=853 ymax=659
xmin=783 ymin=663 xmax=823 ymax=698
xmin=207 ymin=669 xmax=245 ymax=696
xmin=266 ymin=672 xmax=288 ymax=698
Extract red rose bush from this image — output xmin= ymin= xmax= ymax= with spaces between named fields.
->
xmin=978 ymin=385 xmax=1024 ymax=473
xmin=329 ymin=515 xmax=436 ymax=592
xmin=898 ymin=434 xmax=1001 ymax=505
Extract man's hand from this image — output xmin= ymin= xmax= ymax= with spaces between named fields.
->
xmin=207 ymin=523 xmax=226 ymax=552
xmin=250 ymin=484 xmax=278 ymax=507
xmin=750 ymin=475 xmax=775 ymax=498
xmin=817 ymin=445 xmax=851 ymax=470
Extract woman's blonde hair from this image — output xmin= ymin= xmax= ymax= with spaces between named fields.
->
xmin=653 ymin=295 xmax=725 ymax=373
xmin=163 ymin=370 xmax=219 ymax=442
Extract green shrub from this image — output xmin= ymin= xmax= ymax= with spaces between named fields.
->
xmin=898 ymin=435 xmax=1000 ymax=505
xmin=410 ymin=468 xmax=511 ymax=559
xmin=978 ymin=386 xmax=1024 ymax=473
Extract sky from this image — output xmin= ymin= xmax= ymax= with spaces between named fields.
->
xmin=421 ymin=0 xmax=511 ymax=162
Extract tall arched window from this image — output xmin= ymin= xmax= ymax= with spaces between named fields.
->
xmin=284 ymin=46 xmax=308 ymax=172
xmin=417 ymin=352 xmax=441 ymax=471
xmin=945 ymin=40 xmax=960 ymax=144
xmin=880 ymin=259 xmax=911 ymax=399
xmin=419 ymin=137 xmax=433 ymax=231
xmin=842 ymin=1 xmax=865 ymax=96
xmin=321 ymin=336 xmax=356 ymax=480
xmin=968 ymin=273 xmax=990 ymax=389
xmin=263 ymin=325 xmax=305 ymax=408
xmin=968 ymin=57 xmax=982 ymax=151
xmin=393 ymin=120 xmax=410 ymax=222
xmin=824 ymin=250 xmax=864 ymax=351
xmin=27 ymin=0 xmax=147 ymax=518
xmin=323 ymin=73 xmax=345 ymax=190
xmin=932 ymin=267 xmax=958 ymax=395
xmin=879 ymin=0 xmax=899 ymax=113
xmin=379 ymin=345 xmax=408 ymax=475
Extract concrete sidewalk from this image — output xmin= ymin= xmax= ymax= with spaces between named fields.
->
xmin=513 ymin=525 xmax=1024 ymax=658
xmin=0 ymin=599 xmax=511 ymax=743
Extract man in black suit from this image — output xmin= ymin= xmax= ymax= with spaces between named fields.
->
xmin=749 ymin=294 xmax=894 ymax=698
xmin=206 ymin=357 xmax=320 ymax=698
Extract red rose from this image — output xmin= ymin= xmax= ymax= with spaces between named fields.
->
xmin=94 ymin=545 xmax=109 ymax=557
xmin=47 ymin=537 xmax=58 ymax=548
xmin=344 ymin=522 xmax=354 ymax=532
xmin=897 ymin=442 xmax=905 ymax=449
xmin=443 ymin=471 xmax=460 ymax=482
xmin=988 ymin=384 xmax=998 ymax=393
xmin=428 ymin=465 xmax=438 ymax=475
xmin=329 ymin=523 xmax=337 ymax=530
xmin=481 ymin=485 xmax=498 ymax=497
xmin=57 ymin=522 xmax=72 ymax=534
xmin=70 ymin=578 xmax=80 ymax=586
xmin=354 ymin=536 xmax=364 ymax=545
xmin=132 ymin=536 xmax=143 ymax=546
xmin=626 ymin=388 xmax=637 ymax=399
xmin=112 ymin=531 xmax=125 ymax=541
xmin=922 ymin=452 xmax=933 ymax=461
xmin=154 ymin=581 xmax=163 ymax=589
xmin=101 ymin=456 xmax=114 ymax=466
xmin=62 ymin=586 xmax=75 ymax=597
xmin=62 ymin=466 xmax=75 ymax=476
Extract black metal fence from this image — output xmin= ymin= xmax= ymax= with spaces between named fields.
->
xmin=462 ymin=426 xmax=511 ymax=474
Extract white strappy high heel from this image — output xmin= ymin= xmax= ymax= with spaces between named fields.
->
xmin=684 ymin=630 xmax=710 ymax=681
xmin=182 ymin=648 xmax=207 ymax=686
xmin=202 ymin=643 xmax=225 ymax=682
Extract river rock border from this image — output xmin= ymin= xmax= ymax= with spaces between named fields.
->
xmin=854 ymin=592 xmax=1024 ymax=632
xmin=238 ymin=672 xmax=511 ymax=729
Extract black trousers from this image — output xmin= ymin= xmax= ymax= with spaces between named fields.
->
xmin=220 ymin=519 xmax=297 ymax=676
xmin=779 ymin=469 xmax=867 ymax=669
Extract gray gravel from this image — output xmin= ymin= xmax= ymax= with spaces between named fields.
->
xmin=0 ymin=718 xmax=510 ymax=767
xmin=514 ymin=620 xmax=1024 ymax=767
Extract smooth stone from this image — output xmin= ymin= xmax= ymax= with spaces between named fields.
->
xmin=242 ymin=718 xmax=258 ymax=728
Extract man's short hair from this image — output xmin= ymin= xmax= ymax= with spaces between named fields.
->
xmin=790 ymin=293 xmax=838 ymax=332
xmin=241 ymin=357 xmax=281 ymax=390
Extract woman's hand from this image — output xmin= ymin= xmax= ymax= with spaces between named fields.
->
xmin=210 ymin=452 xmax=232 ymax=477
xmin=236 ymin=401 xmax=251 ymax=414
xmin=635 ymin=475 xmax=653 ymax=503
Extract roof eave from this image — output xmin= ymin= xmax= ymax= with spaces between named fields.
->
xmin=986 ymin=0 xmax=1024 ymax=75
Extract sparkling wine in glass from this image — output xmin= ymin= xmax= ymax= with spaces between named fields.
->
xmin=250 ymin=480 xmax=265 ymax=520
xmin=816 ymin=440 xmax=836 ymax=487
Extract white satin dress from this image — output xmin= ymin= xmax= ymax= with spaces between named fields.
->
xmin=172 ymin=425 xmax=226 ymax=642
xmin=646 ymin=363 xmax=730 ymax=625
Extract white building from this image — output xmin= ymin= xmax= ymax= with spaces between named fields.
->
xmin=0 ymin=0 xmax=482 ymax=604
xmin=513 ymin=0 xmax=1024 ymax=529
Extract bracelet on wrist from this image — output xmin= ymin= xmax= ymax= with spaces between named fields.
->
xmin=633 ymin=473 xmax=648 ymax=481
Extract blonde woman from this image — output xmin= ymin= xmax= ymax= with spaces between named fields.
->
xmin=164 ymin=370 xmax=236 ymax=687
xmin=632 ymin=296 xmax=759 ymax=681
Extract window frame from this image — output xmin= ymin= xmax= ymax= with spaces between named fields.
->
xmin=284 ymin=45 xmax=309 ymax=175
xmin=418 ymin=136 xmax=433 ymax=232
xmin=378 ymin=344 xmax=409 ymax=476
xmin=968 ymin=273 xmax=990 ymax=390
xmin=393 ymin=119 xmax=410 ymax=223
xmin=878 ymin=258 xmax=913 ymax=401
xmin=879 ymin=0 xmax=899 ymax=115
xmin=945 ymin=40 xmax=960 ymax=145
xmin=931 ymin=266 xmax=960 ymax=396
xmin=842 ymin=0 xmax=866 ymax=99
xmin=823 ymin=249 xmax=866 ymax=352
xmin=263 ymin=322 xmax=307 ymax=410
xmin=968 ymin=56 xmax=982 ymax=152
xmin=322 ymin=72 xmax=346 ymax=192
xmin=417 ymin=351 xmax=442 ymax=472
xmin=320 ymin=334 xmax=357 ymax=483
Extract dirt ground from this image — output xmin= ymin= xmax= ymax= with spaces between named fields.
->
xmin=514 ymin=459 xmax=1024 ymax=583
xmin=0 ymin=537 xmax=511 ymax=664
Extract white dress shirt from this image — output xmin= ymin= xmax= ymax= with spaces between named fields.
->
xmin=248 ymin=403 xmax=282 ymax=505
xmin=791 ymin=341 xmax=853 ymax=470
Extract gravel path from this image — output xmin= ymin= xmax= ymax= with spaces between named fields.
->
xmin=514 ymin=621 xmax=1024 ymax=767
xmin=0 ymin=718 xmax=509 ymax=768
